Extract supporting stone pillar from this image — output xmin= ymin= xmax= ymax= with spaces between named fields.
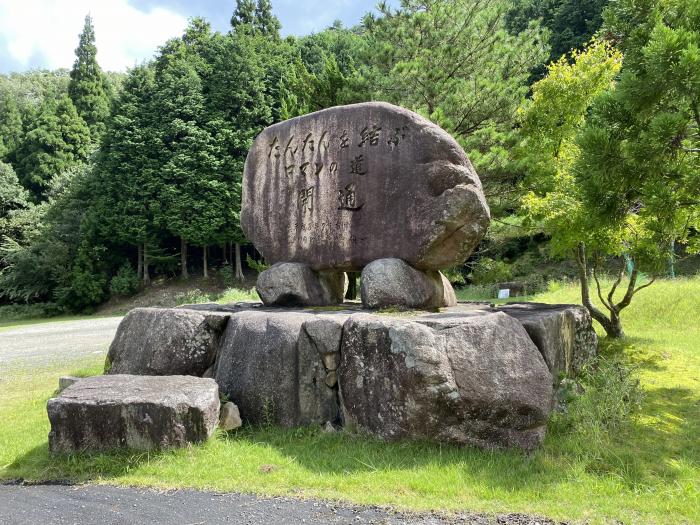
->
xmin=360 ymin=258 xmax=457 ymax=309
xmin=256 ymin=262 xmax=347 ymax=307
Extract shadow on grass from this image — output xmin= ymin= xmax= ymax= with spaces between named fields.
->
xmin=6 ymin=389 xmax=698 ymax=495
xmin=599 ymin=335 xmax=665 ymax=371
xmin=4 ymin=442 xmax=172 ymax=484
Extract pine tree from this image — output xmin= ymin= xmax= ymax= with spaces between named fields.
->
xmin=231 ymin=0 xmax=256 ymax=31
xmin=255 ymin=0 xmax=281 ymax=37
xmin=16 ymin=95 xmax=91 ymax=199
xmin=69 ymin=14 xmax=111 ymax=139
xmin=153 ymin=42 xmax=224 ymax=278
xmin=0 ymin=161 xmax=29 ymax=221
xmin=88 ymin=64 xmax=159 ymax=284
xmin=206 ymin=31 xmax=272 ymax=258
xmin=0 ymin=90 xmax=23 ymax=161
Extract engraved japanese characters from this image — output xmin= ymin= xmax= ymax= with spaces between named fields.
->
xmin=241 ymin=102 xmax=490 ymax=306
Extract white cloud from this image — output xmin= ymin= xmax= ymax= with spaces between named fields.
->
xmin=0 ymin=0 xmax=188 ymax=72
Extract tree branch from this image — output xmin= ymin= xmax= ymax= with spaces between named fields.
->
xmin=577 ymin=242 xmax=611 ymax=326
xmin=592 ymin=263 xmax=612 ymax=313
xmin=615 ymin=267 xmax=639 ymax=311
xmin=632 ymin=277 xmax=656 ymax=297
xmin=607 ymin=258 xmax=624 ymax=309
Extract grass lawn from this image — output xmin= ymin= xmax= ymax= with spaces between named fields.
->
xmin=1 ymin=278 xmax=698 ymax=524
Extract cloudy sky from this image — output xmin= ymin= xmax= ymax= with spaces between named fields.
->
xmin=0 ymin=0 xmax=386 ymax=74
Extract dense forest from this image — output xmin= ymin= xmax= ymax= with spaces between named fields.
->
xmin=0 ymin=0 xmax=698 ymax=333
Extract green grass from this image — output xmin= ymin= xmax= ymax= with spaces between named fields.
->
xmin=214 ymin=286 xmax=259 ymax=303
xmin=1 ymin=278 xmax=699 ymax=524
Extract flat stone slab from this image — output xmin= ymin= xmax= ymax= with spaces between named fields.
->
xmin=47 ymin=375 xmax=219 ymax=453
xmin=241 ymin=102 xmax=490 ymax=271
xmin=495 ymin=303 xmax=598 ymax=376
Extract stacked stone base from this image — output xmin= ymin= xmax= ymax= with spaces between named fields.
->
xmin=96 ymin=301 xmax=596 ymax=451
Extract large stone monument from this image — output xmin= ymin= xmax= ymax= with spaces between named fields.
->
xmin=47 ymin=102 xmax=597 ymax=453
xmin=242 ymin=102 xmax=490 ymax=308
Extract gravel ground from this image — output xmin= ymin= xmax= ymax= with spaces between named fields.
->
xmin=0 ymin=483 xmax=563 ymax=525
xmin=0 ymin=317 xmax=122 ymax=378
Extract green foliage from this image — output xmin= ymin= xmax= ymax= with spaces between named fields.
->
xmin=0 ymin=89 xmax=23 ymax=160
xmin=0 ymin=70 xmax=70 ymax=119
xmin=109 ymin=263 xmax=140 ymax=297
xmin=0 ymin=165 xmax=94 ymax=308
xmin=0 ymin=302 xmax=63 ymax=323
xmin=56 ymin=242 xmax=108 ymax=312
xmin=216 ymin=286 xmax=260 ymax=303
xmin=88 ymin=64 xmax=158 ymax=249
xmin=552 ymin=346 xmax=643 ymax=437
xmin=366 ymin=1 xmax=547 ymax=140
xmin=577 ymin=0 xmax=700 ymax=258
xmin=441 ymin=266 xmax=466 ymax=286
xmin=174 ymin=288 xmax=215 ymax=305
xmin=231 ymin=0 xmax=281 ymax=37
xmin=364 ymin=0 xmax=549 ymax=209
xmin=245 ymin=254 xmax=269 ymax=274
xmin=507 ymin=0 xmax=609 ymax=68
xmin=68 ymin=15 xmax=111 ymax=139
xmin=254 ymin=0 xmax=281 ymax=37
xmin=0 ymin=161 xmax=29 ymax=229
xmin=217 ymin=264 xmax=235 ymax=286
xmin=519 ymin=40 xmax=623 ymax=255
xmin=15 ymin=95 xmax=91 ymax=200
xmin=280 ymin=23 xmax=370 ymax=117
xmin=469 ymin=257 xmax=513 ymax=284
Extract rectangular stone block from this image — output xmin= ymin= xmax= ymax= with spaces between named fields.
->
xmin=47 ymin=375 xmax=220 ymax=453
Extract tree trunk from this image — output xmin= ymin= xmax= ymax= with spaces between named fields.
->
xmin=180 ymin=237 xmax=189 ymax=279
xmin=203 ymin=246 xmax=208 ymax=279
xmin=669 ymin=239 xmax=676 ymax=278
xmin=143 ymin=243 xmax=151 ymax=286
xmin=221 ymin=243 xmax=229 ymax=264
xmin=234 ymin=243 xmax=244 ymax=281
xmin=576 ymin=242 xmax=623 ymax=338
xmin=345 ymin=272 xmax=358 ymax=300
xmin=137 ymin=244 xmax=143 ymax=280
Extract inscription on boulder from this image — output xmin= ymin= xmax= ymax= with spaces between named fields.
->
xmin=241 ymin=102 xmax=490 ymax=272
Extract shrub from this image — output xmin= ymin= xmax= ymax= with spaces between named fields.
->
xmin=0 ymin=302 xmax=63 ymax=321
xmin=246 ymin=254 xmax=269 ymax=274
xmin=217 ymin=265 xmax=235 ymax=287
xmin=442 ymin=266 xmax=466 ymax=285
xmin=523 ymin=273 xmax=547 ymax=294
xmin=109 ymin=263 xmax=140 ymax=297
xmin=175 ymin=288 xmax=213 ymax=306
xmin=469 ymin=257 xmax=512 ymax=284
xmin=550 ymin=346 xmax=643 ymax=441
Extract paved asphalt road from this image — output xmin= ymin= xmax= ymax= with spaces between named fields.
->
xmin=0 ymin=318 xmax=560 ymax=525
xmin=0 ymin=316 xmax=123 ymax=378
xmin=0 ymin=483 xmax=559 ymax=525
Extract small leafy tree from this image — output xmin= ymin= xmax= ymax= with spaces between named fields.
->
xmin=519 ymin=27 xmax=697 ymax=338
xmin=518 ymin=40 xmax=633 ymax=338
